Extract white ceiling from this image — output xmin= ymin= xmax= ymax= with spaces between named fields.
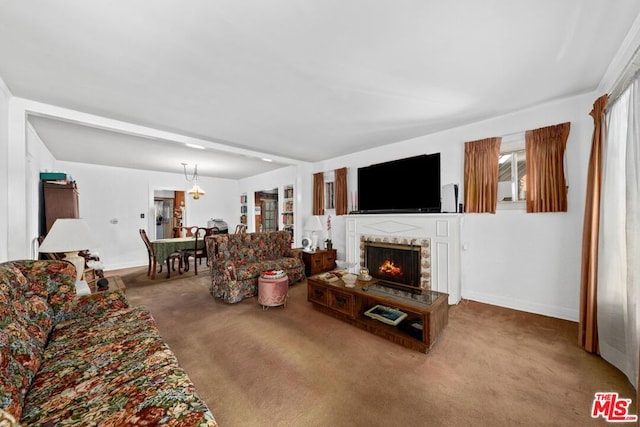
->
xmin=1 ymin=1 xmax=639 ymax=179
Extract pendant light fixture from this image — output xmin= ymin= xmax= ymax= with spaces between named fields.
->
xmin=182 ymin=163 xmax=206 ymax=200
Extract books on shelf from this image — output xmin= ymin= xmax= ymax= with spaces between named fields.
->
xmin=284 ymin=187 xmax=294 ymax=199
xmin=282 ymin=213 xmax=294 ymax=225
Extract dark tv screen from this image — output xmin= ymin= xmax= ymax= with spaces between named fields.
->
xmin=357 ymin=153 xmax=441 ymax=213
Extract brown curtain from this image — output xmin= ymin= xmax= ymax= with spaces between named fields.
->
xmin=463 ymin=137 xmax=501 ymax=213
xmin=334 ymin=167 xmax=348 ymax=215
xmin=312 ymin=172 xmax=324 ymax=215
xmin=525 ymin=122 xmax=571 ymax=212
xmin=579 ymin=95 xmax=608 ymax=353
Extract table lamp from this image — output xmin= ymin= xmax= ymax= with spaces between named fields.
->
xmin=303 ymin=216 xmax=324 ymax=252
xmin=38 ymin=218 xmax=98 ymax=283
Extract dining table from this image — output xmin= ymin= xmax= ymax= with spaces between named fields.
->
xmin=151 ymin=236 xmax=204 ymax=279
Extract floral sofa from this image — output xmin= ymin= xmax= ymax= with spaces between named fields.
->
xmin=206 ymin=231 xmax=305 ymax=303
xmin=0 ymin=259 xmax=217 ymax=426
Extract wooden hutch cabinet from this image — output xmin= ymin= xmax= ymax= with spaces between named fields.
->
xmin=42 ymin=182 xmax=79 ymax=233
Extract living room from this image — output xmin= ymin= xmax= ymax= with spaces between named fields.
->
xmin=1 ymin=2 xmax=639 ymax=425
xmin=0 ymin=80 xmax=614 ymax=322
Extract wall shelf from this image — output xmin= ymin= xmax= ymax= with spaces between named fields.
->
xmin=282 ymin=185 xmax=294 ymax=241
xmin=240 ymin=193 xmax=248 ymax=225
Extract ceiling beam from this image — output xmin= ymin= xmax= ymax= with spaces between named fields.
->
xmin=15 ymin=97 xmax=301 ymax=166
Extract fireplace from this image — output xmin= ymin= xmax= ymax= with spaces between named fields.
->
xmin=348 ymin=215 xmax=461 ymax=305
xmin=361 ymin=236 xmax=431 ymax=291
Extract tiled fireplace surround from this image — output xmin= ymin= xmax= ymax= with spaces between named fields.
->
xmin=360 ymin=235 xmax=431 ymax=289
xmin=345 ymin=214 xmax=462 ymax=305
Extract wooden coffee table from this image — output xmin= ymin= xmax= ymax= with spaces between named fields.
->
xmin=307 ymin=276 xmax=448 ymax=353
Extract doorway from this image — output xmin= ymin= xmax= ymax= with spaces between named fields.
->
xmin=254 ymin=189 xmax=278 ymax=232
xmin=154 ymin=198 xmax=173 ymax=239
xmin=153 ymin=190 xmax=186 ymax=239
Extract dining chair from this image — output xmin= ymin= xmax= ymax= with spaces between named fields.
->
xmin=234 ymin=224 xmax=247 ymax=234
xmin=181 ymin=226 xmax=199 ymax=237
xmin=139 ymin=229 xmax=182 ymax=278
xmin=139 ymin=229 xmax=155 ymax=276
xmin=183 ymin=227 xmax=214 ymax=275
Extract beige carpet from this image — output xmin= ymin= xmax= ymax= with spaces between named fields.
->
xmin=110 ymin=266 xmax=637 ymax=427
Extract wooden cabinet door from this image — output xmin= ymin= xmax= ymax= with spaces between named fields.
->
xmin=43 ymin=182 xmax=79 ymax=233
xmin=310 ymin=253 xmax=324 ymax=274
xmin=308 ymin=282 xmax=329 ymax=306
xmin=322 ymin=249 xmax=336 ymax=270
xmin=328 ymin=288 xmax=356 ymax=318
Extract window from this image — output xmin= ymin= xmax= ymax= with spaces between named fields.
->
xmin=498 ymin=134 xmax=526 ymax=207
xmin=325 ymin=181 xmax=335 ymax=210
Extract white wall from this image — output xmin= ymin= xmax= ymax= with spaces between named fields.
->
xmin=1 ymin=94 xmax=240 ymax=269
xmin=309 ymin=92 xmax=594 ymax=321
xmin=0 ymin=83 xmax=604 ymax=321
xmin=6 ymin=98 xmax=31 ymax=260
xmin=0 ymin=78 xmax=10 ymax=262
xmin=247 ymin=92 xmax=594 ymax=320
xmin=56 ymin=161 xmax=237 ymax=270
xmin=309 ymin=126 xmax=465 ymax=263
xmin=0 ymin=87 xmax=611 ymax=321
xmin=461 ymin=96 xmax=592 ymax=321
xmin=26 ymin=123 xmax=56 ymax=256
xmin=3 ymin=18 xmax=635 ymax=319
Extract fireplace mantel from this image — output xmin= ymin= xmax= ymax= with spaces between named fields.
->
xmin=345 ymin=214 xmax=462 ymax=305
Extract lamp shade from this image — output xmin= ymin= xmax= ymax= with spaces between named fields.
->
xmin=188 ymin=183 xmax=206 ymax=200
xmin=304 ymin=215 xmax=323 ymax=232
xmin=38 ymin=218 xmax=97 ymax=253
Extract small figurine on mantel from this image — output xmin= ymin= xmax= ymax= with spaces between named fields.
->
xmin=326 ymin=215 xmax=332 ymax=249
xmin=325 ymin=239 xmax=333 ymax=250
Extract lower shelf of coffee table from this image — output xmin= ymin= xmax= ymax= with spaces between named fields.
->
xmin=307 ymin=277 xmax=448 ymax=353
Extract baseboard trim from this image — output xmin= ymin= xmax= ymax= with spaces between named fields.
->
xmin=103 ymin=261 xmax=147 ymax=272
xmin=460 ymin=290 xmax=578 ymax=322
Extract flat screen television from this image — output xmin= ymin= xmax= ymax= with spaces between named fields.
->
xmin=357 ymin=153 xmax=441 ymax=213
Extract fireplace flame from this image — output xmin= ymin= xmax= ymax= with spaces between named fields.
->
xmin=378 ymin=260 xmax=402 ymax=277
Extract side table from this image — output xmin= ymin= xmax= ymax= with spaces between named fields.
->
xmin=258 ymin=276 xmax=288 ymax=309
xmin=302 ymin=249 xmax=337 ymax=276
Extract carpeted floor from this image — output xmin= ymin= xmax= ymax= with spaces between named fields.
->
xmin=109 ymin=266 xmax=637 ymax=427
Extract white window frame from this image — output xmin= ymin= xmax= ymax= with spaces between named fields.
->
xmin=325 ymin=181 xmax=335 ymax=210
xmin=498 ymin=133 xmax=526 ymax=210
xmin=324 ymin=170 xmax=336 ymax=211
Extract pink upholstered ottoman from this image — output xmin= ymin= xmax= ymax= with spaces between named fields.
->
xmin=258 ymin=276 xmax=288 ymax=309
